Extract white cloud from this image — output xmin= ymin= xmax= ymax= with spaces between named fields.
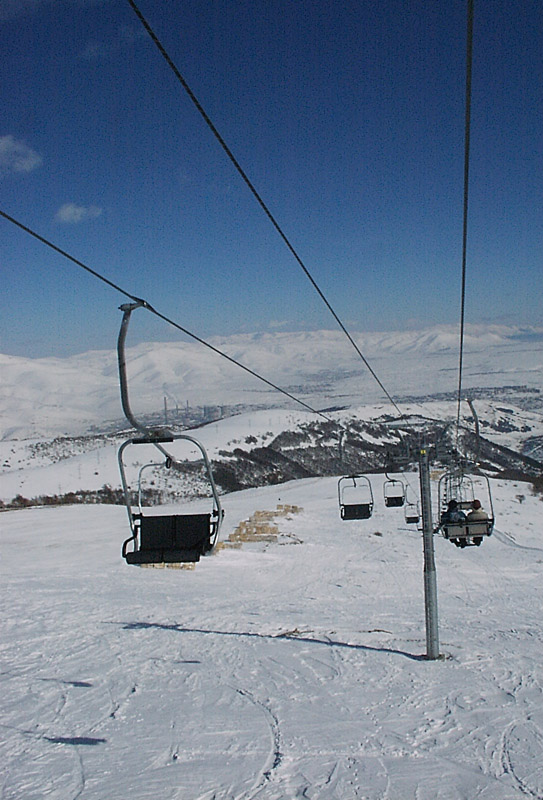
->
xmin=55 ymin=203 xmax=103 ymax=224
xmin=269 ymin=320 xmax=290 ymax=329
xmin=0 ymin=135 xmax=43 ymax=175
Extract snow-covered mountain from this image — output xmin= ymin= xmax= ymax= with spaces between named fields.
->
xmin=1 ymin=323 xmax=542 ymax=440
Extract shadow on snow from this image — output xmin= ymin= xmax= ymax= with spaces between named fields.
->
xmin=116 ymin=620 xmax=427 ymax=661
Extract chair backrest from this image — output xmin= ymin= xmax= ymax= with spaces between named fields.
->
xmin=139 ymin=513 xmax=212 ymax=553
xmin=464 ymin=520 xmax=490 ymax=536
xmin=443 ymin=519 xmax=491 ymax=539
xmin=385 ymin=495 xmax=404 ymax=508
xmin=341 ymin=503 xmax=372 ymax=520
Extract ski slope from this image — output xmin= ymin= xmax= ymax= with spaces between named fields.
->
xmin=1 ymin=475 xmax=542 ymax=799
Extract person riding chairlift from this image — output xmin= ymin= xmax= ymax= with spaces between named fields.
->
xmin=440 ymin=499 xmax=466 ymax=525
xmin=441 ymin=499 xmax=467 ymax=548
xmin=467 ymin=499 xmax=489 ymax=522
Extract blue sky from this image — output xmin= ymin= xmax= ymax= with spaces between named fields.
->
xmin=1 ymin=0 xmax=542 ymax=357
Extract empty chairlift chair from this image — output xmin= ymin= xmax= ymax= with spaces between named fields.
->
xmin=118 ymin=436 xmax=222 ymax=564
xmin=383 ymin=477 xmax=406 ymax=508
xmin=403 ymin=485 xmax=420 ymax=524
xmin=116 ymin=302 xmax=223 ymax=565
xmin=404 ymin=500 xmax=420 ymax=525
xmin=338 ymin=475 xmax=374 ymax=520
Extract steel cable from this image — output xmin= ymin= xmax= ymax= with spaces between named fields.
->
xmin=126 ymin=0 xmax=404 ymax=418
xmin=455 ymin=0 xmax=474 ymax=449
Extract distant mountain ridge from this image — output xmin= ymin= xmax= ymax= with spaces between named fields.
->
xmin=1 ymin=323 xmax=541 ymax=440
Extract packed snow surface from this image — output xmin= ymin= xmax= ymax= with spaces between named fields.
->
xmin=1 ymin=475 xmax=542 ymax=799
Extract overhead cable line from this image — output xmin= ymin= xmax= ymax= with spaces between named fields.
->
xmin=126 ymin=0 xmax=403 ymax=419
xmin=1 ymin=209 xmax=417 ymax=476
xmin=0 ymin=208 xmax=334 ymax=424
xmin=455 ymin=0 xmax=474 ymax=448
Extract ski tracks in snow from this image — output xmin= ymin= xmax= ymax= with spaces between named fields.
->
xmin=500 ymin=720 xmax=543 ymax=799
xmin=2 ymin=496 xmax=543 ymax=799
xmin=231 ymin=688 xmax=283 ymax=800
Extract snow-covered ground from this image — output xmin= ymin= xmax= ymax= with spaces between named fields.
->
xmin=1 ymin=474 xmax=542 ymax=799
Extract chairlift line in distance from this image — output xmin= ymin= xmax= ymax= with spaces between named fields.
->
xmin=116 ymin=303 xmax=223 ymax=566
xmin=338 ymin=474 xmax=374 ymax=520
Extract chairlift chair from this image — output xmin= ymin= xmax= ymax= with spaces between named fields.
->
xmin=118 ymin=435 xmax=222 ymax=564
xmin=383 ymin=477 xmax=406 ymax=508
xmin=116 ymin=302 xmax=223 ymax=565
xmin=403 ymin=485 xmax=420 ymax=524
xmin=404 ymin=501 xmax=420 ymax=525
xmin=437 ymin=468 xmax=494 ymax=547
xmin=338 ymin=475 xmax=374 ymax=520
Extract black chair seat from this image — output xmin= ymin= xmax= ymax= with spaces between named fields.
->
xmin=124 ymin=513 xmax=213 ymax=564
xmin=126 ymin=548 xmax=201 ymax=564
xmin=341 ymin=503 xmax=372 ymax=520
xmin=385 ymin=496 xmax=405 ymax=507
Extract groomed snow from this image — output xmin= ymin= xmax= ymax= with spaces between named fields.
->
xmin=1 ymin=474 xmax=542 ymax=799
